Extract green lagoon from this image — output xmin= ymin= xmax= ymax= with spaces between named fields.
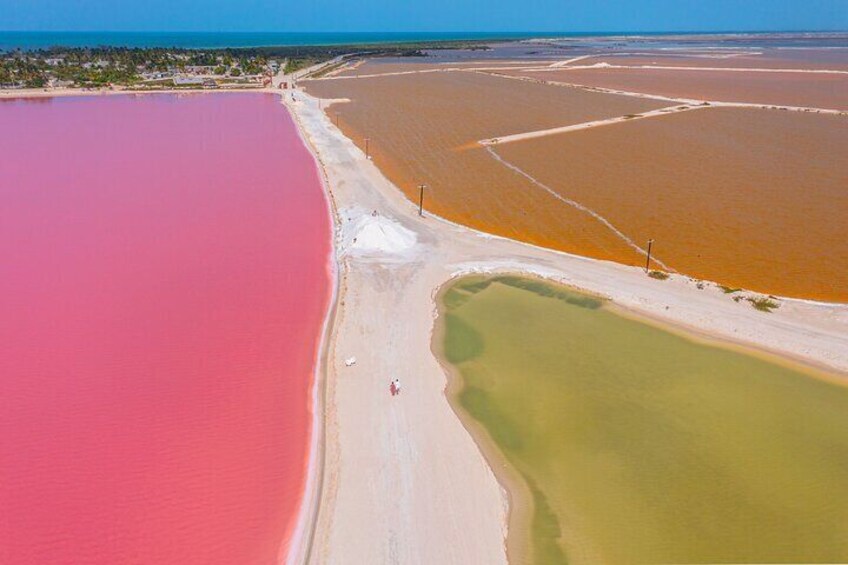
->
xmin=438 ymin=275 xmax=848 ymax=564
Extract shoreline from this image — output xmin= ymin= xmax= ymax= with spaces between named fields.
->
xmin=431 ymin=279 xmax=534 ymax=564
xmin=281 ymin=90 xmax=342 ymax=565
xmin=0 ymin=86 xmax=272 ymax=99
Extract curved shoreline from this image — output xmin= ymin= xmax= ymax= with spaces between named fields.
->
xmin=430 ymin=279 xmax=535 ymax=564
xmin=281 ymin=91 xmax=342 ymax=565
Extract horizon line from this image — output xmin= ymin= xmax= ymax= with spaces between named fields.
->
xmin=2 ymin=29 xmax=847 ymax=34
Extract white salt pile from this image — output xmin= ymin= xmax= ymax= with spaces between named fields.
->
xmin=340 ymin=208 xmax=417 ymax=256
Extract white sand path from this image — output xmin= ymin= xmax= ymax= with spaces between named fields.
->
xmin=478 ymin=103 xmax=701 ymax=146
xmin=475 ymin=69 xmax=848 ymax=115
xmin=550 ymin=55 xmax=594 ymax=67
xmin=528 ymin=63 xmax=848 ymax=74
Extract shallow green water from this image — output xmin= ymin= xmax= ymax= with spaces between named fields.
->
xmin=440 ymin=275 xmax=848 ymax=564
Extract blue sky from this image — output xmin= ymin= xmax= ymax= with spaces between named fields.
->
xmin=1 ymin=0 xmax=846 ymax=32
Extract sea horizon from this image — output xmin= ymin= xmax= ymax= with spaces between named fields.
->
xmin=1 ymin=29 xmax=846 ymax=50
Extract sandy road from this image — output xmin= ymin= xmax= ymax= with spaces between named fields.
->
xmin=284 ymin=90 xmax=848 ymax=565
xmin=478 ymin=103 xmax=701 ymax=145
xmin=477 ymin=69 xmax=848 ymax=115
xmin=532 ymin=63 xmax=848 ymax=74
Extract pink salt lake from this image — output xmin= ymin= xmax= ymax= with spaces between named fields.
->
xmin=0 ymin=93 xmax=332 ymax=564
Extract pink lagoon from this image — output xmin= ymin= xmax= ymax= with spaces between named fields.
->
xmin=0 ymin=93 xmax=332 ymax=564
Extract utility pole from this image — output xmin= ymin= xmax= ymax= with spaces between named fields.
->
xmin=418 ymin=184 xmax=427 ymax=217
xmin=645 ymin=239 xmax=654 ymax=272
xmin=364 ymin=137 xmax=370 ymax=159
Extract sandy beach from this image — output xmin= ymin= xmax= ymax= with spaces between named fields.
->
xmin=281 ymin=89 xmax=848 ymax=564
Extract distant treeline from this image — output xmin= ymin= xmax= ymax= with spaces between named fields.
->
xmin=0 ymin=40 xmax=491 ymax=88
xmin=2 ymin=39 xmax=491 ymax=58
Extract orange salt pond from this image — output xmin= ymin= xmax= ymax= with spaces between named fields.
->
xmin=303 ymin=71 xmax=667 ymax=264
xmin=304 ymin=68 xmax=848 ymax=301
xmin=496 ymin=107 xmax=848 ymax=301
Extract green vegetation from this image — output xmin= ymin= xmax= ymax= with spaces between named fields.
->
xmin=0 ymin=56 xmax=48 ymax=87
xmin=0 ymin=40 xmax=489 ymax=89
xmin=719 ymin=285 xmax=742 ymax=294
xmin=439 ymin=275 xmax=848 ymax=564
xmin=309 ymin=60 xmax=349 ymax=79
xmin=648 ymin=269 xmax=669 ymax=280
xmin=284 ymin=57 xmax=319 ymax=75
xmin=748 ymin=295 xmax=780 ymax=312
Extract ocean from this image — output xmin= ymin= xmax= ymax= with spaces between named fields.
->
xmin=0 ymin=31 xmax=570 ymax=50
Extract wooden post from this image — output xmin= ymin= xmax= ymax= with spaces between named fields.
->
xmin=418 ymin=184 xmax=427 ymax=217
xmin=645 ymin=239 xmax=654 ymax=272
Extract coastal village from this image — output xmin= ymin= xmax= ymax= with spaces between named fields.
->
xmin=0 ymin=48 xmax=284 ymax=90
xmin=0 ymin=42 xmax=443 ymax=91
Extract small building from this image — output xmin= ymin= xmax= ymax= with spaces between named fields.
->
xmin=173 ymin=77 xmax=205 ymax=86
xmin=47 ymin=79 xmax=74 ymax=88
xmin=186 ymin=65 xmax=214 ymax=74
